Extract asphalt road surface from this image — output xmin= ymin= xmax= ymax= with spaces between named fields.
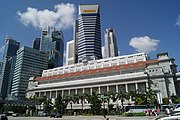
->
xmin=8 ymin=116 xmax=157 ymax=120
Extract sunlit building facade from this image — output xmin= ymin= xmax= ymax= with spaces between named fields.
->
xmin=27 ymin=52 xmax=179 ymax=109
xmin=11 ymin=46 xmax=48 ymax=99
xmin=104 ymin=28 xmax=118 ymax=58
xmin=78 ymin=4 xmax=102 ymax=63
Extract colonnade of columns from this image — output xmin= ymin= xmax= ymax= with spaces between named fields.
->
xmin=35 ymin=82 xmax=148 ymax=99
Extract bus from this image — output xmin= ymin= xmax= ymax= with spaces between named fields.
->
xmin=125 ymin=105 xmax=156 ymax=113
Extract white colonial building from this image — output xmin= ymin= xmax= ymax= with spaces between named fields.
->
xmin=27 ymin=52 xmax=180 ymax=109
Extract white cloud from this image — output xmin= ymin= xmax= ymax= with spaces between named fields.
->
xmin=17 ymin=3 xmax=76 ymax=30
xmin=176 ymin=14 xmax=180 ymax=26
xmin=129 ymin=36 xmax=159 ymax=54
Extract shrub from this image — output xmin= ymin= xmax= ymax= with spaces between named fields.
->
xmin=123 ymin=112 xmax=146 ymax=116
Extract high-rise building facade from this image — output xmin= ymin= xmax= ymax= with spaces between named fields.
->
xmin=73 ymin=19 xmax=79 ymax=64
xmin=6 ymin=56 xmax=16 ymax=99
xmin=32 ymin=38 xmax=40 ymax=50
xmin=41 ymin=29 xmax=64 ymax=68
xmin=66 ymin=40 xmax=75 ymax=66
xmin=0 ymin=37 xmax=20 ymax=99
xmin=66 ymin=20 xmax=79 ymax=66
xmin=78 ymin=4 xmax=102 ymax=63
xmin=11 ymin=46 xmax=48 ymax=99
xmin=40 ymin=29 xmax=48 ymax=51
xmin=104 ymin=28 xmax=118 ymax=58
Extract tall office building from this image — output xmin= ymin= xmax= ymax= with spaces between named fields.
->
xmin=0 ymin=37 xmax=20 ymax=99
xmin=40 ymin=29 xmax=48 ymax=51
xmin=32 ymin=38 xmax=40 ymax=50
xmin=78 ymin=4 xmax=102 ymax=63
xmin=6 ymin=56 xmax=16 ymax=99
xmin=66 ymin=40 xmax=75 ymax=66
xmin=0 ymin=61 xmax=2 ymax=75
xmin=41 ymin=28 xmax=64 ymax=68
xmin=11 ymin=46 xmax=48 ymax=99
xmin=66 ymin=20 xmax=79 ymax=66
xmin=73 ymin=19 xmax=78 ymax=64
xmin=104 ymin=28 xmax=118 ymax=58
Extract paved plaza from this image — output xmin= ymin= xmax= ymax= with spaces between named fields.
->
xmin=7 ymin=116 xmax=157 ymax=120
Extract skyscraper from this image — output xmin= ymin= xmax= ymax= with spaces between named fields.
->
xmin=32 ymin=38 xmax=40 ymax=50
xmin=78 ymin=4 xmax=102 ymax=63
xmin=0 ymin=37 xmax=20 ymax=99
xmin=40 ymin=29 xmax=48 ymax=51
xmin=104 ymin=28 xmax=119 ymax=58
xmin=11 ymin=46 xmax=48 ymax=99
xmin=41 ymin=28 xmax=64 ymax=68
xmin=73 ymin=19 xmax=78 ymax=64
xmin=66 ymin=20 xmax=79 ymax=66
xmin=66 ymin=40 xmax=75 ymax=66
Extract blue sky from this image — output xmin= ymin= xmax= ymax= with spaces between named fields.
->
xmin=0 ymin=0 xmax=180 ymax=69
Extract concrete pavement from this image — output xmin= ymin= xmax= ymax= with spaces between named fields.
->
xmin=8 ymin=115 xmax=157 ymax=120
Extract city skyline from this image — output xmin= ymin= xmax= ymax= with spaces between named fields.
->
xmin=0 ymin=0 xmax=180 ymax=69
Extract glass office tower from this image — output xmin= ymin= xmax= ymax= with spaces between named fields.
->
xmin=0 ymin=37 xmax=20 ymax=99
xmin=11 ymin=46 xmax=48 ymax=99
xmin=41 ymin=29 xmax=64 ymax=68
xmin=32 ymin=38 xmax=40 ymax=50
xmin=78 ymin=5 xmax=102 ymax=63
xmin=104 ymin=28 xmax=119 ymax=58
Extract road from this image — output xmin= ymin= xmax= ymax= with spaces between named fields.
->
xmin=8 ymin=115 xmax=157 ymax=120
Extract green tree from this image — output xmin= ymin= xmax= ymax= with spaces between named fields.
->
xmin=55 ymin=94 xmax=70 ymax=115
xmin=171 ymin=95 xmax=180 ymax=104
xmin=43 ymin=99 xmax=53 ymax=114
xmin=163 ymin=97 xmax=170 ymax=105
xmin=145 ymin=89 xmax=158 ymax=106
xmin=117 ymin=91 xmax=130 ymax=108
xmin=88 ymin=92 xmax=102 ymax=115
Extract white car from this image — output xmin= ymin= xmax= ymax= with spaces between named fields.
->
xmin=155 ymin=111 xmax=180 ymax=120
xmin=155 ymin=115 xmax=180 ymax=120
xmin=174 ymin=104 xmax=180 ymax=111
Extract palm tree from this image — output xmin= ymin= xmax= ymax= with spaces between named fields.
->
xmin=43 ymin=99 xmax=53 ymax=114
xmin=79 ymin=93 xmax=87 ymax=114
xmin=117 ymin=91 xmax=129 ymax=108
xmin=88 ymin=92 xmax=102 ymax=115
xmin=145 ymin=89 xmax=157 ymax=106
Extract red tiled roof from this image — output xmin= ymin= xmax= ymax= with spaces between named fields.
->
xmin=35 ymin=60 xmax=157 ymax=81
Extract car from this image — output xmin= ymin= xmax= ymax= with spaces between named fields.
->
xmin=0 ymin=114 xmax=8 ymax=120
xmin=155 ymin=111 xmax=180 ymax=120
xmin=50 ymin=112 xmax=62 ymax=118
xmin=155 ymin=114 xmax=180 ymax=120
xmin=38 ymin=111 xmax=48 ymax=117
xmin=174 ymin=104 xmax=180 ymax=111
xmin=12 ymin=113 xmax=19 ymax=117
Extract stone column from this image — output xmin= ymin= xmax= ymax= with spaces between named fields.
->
xmin=55 ymin=90 xmax=58 ymax=98
xmin=90 ymin=87 xmax=92 ymax=94
xmin=125 ymin=84 xmax=128 ymax=92
xmin=135 ymin=83 xmax=138 ymax=90
xmin=116 ymin=85 xmax=119 ymax=93
xmin=75 ymin=89 xmax=77 ymax=94
xmin=62 ymin=90 xmax=64 ymax=97
xmin=107 ymin=86 xmax=109 ymax=92
xmin=69 ymin=89 xmax=70 ymax=96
